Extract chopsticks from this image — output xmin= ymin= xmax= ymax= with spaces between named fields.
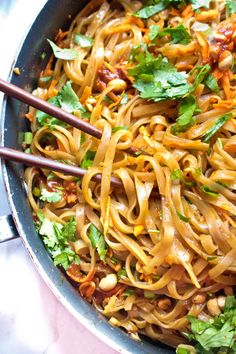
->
xmin=0 ymin=78 xmax=102 ymax=139
xmin=0 ymin=146 xmax=122 ymax=187
xmin=0 ymin=79 xmax=138 ymax=155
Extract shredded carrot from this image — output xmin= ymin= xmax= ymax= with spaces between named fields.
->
xmin=169 ymin=8 xmax=180 ymax=16
xmin=181 ymin=4 xmax=193 ymax=19
xmin=55 ymin=29 xmax=69 ymax=44
xmin=46 ymin=79 xmax=58 ymax=99
xmin=195 ymin=32 xmax=210 ymax=64
xmin=213 ymin=99 xmax=236 ymax=110
xmin=80 ymin=86 xmax=92 ymax=104
xmin=127 ymin=16 xmax=145 ymax=28
xmin=104 ymin=25 xmax=132 ymax=35
xmin=212 ymin=67 xmax=224 ymax=80
xmin=195 ymin=10 xmax=218 ymax=22
xmin=43 ymin=54 xmax=54 ymax=76
xmin=220 ymin=71 xmax=233 ymax=100
xmin=25 ymin=113 xmax=34 ymax=122
xmin=108 ymin=91 xmax=124 ymax=109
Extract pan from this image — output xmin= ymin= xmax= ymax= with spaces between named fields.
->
xmin=0 ymin=0 xmax=173 ymax=353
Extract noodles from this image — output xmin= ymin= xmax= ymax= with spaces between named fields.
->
xmin=24 ymin=0 xmax=236 ymax=352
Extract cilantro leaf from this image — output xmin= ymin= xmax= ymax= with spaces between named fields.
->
xmin=226 ymin=0 xmax=236 ymax=14
xmin=58 ymin=81 xmax=86 ymax=114
xmin=202 ymin=113 xmax=232 ymax=143
xmin=36 ymin=96 xmax=67 ymax=129
xmin=191 ymin=0 xmax=210 ymax=10
xmin=47 ymin=39 xmax=79 ymax=60
xmin=40 ymin=188 xmax=62 ymax=203
xmin=134 ymin=0 xmax=209 ymax=19
xmin=134 ymin=0 xmax=184 ymax=19
xmin=186 ymin=296 xmax=236 ymax=353
xmin=148 ymin=25 xmax=160 ymax=40
xmin=134 ymin=1 xmax=168 ymax=19
xmin=190 ymin=64 xmax=212 ymax=92
xmin=158 ymin=24 xmax=192 ymax=45
xmin=36 ymin=81 xmax=85 ymax=128
xmin=200 ymin=185 xmax=219 ymax=197
xmin=204 ymin=74 xmax=219 ymax=94
xmin=81 ymin=150 xmax=96 ymax=169
xmin=128 ymin=50 xmax=190 ymax=102
xmin=117 ymin=267 xmax=128 ymax=279
xmin=38 ymin=215 xmax=79 ymax=270
xmin=89 ymin=224 xmax=107 ymax=263
xmin=172 ymin=95 xmax=197 ymax=134
xmin=74 ymin=34 xmax=94 ymax=48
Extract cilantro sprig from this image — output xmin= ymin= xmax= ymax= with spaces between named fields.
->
xmin=183 ymin=296 xmax=236 ymax=354
xmin=135 ymin=0 xmax=210 ymax=19
xmin=128 ymin=49 xmax=190 ymax=102
xmin=47 ymin=39 xmax=79 ymax=60
xmin=89 ymin=224 xmax=107 ymax=263
xmin=36 ymin=81 xmax=86 ymax=129
xmin=38 ymin=213 xmax=79 ymax=270
xmin=202 ymin=113 xmax=233 ymax=143
xmin=39 ymin=188 xmax=62 ymax=203
xmin=149 ymin=24 xmax=192 ymax=45
xmin=172 ymin=95 xmax=197 ymax=134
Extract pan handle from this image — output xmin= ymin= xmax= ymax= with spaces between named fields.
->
xmin=0 ymin=214 xmax=20 ymax=243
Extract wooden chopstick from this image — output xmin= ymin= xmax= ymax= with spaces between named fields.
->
xmin=0 ymin=146 xmax=122 ymax=188
xmin=0 ymin=78 xmax=102 ymax=139
xmin=0 ymin=79 xmax=139 ymax=156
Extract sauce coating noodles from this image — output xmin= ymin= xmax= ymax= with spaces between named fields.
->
xmin=25 ymin=0 xmax=236 ymax=350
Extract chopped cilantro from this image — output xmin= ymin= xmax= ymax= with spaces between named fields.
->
xmin=190 ymin=64 xmax=212 ymax=92
xmin=120 ymin=93 xmax=129 ymax=105
xmin=204 ymin=74 xmax=219 ymax=94
xmin=207 ymin=256 xmax=218 ymax=261
xmin=89 ymin=224 xmax=107 ymax=263
xmin=128 ymin=49 xmax=190 ymax=102
xmin=58 ymin=81 xmax=85 ymax=113
xmin=47 ymin=39 xmax=79 ymax=60
xmin=74 ymin=34 xmax=94 ymax=48
xmin=38 ymin=215 xmax=79 ymax=270
xmin=144 ymin=290 xmax=157 ymax=299
xmin=185 ymin=296 xmax=236 ymax=353
xmin=80 ymin=150 xmax=96 ymax=169
xmin=200 ymin=185 xmax=218 ymax=197
xmin=36 ymin=81 xmax=85 ymax=129
xmin=134 ymin=0 xmax=210 ymax=19
xmin=157 ymin=24 xmax=192 ymax=45
xmin=40 ymin=188 xmax=62 ymax=203
xmin=172 ymin=95 xmax=197 ymax=134
xmin=124 ymin=288 xmax=135 ymax=296
xmin=148 ymin=25 xmax=160 ymax=41
xmin=202 ymin=113 xmax=233 ymax=143
xmin=23 ymin=132 xmax=33 ymax=145
xmin=171 ymin=169 xmax=183 ymax=180
xmin=117 ymin=268 xmax=128 ymax=279
xmin=39 ymin=76 xmax=52 ymax=83
xmin=176 ymin=346 xmax=192 ymax=354
xmin=191 ymin=0 xmax=210 ymax=10
xmin=177 ymin=211 xmax=190 ymax=222
xmin=226 ymin=0 xmax=236 ymax=13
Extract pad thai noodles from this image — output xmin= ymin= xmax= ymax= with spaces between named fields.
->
xmin=24 ymin=0 xmax=236 ymax=352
